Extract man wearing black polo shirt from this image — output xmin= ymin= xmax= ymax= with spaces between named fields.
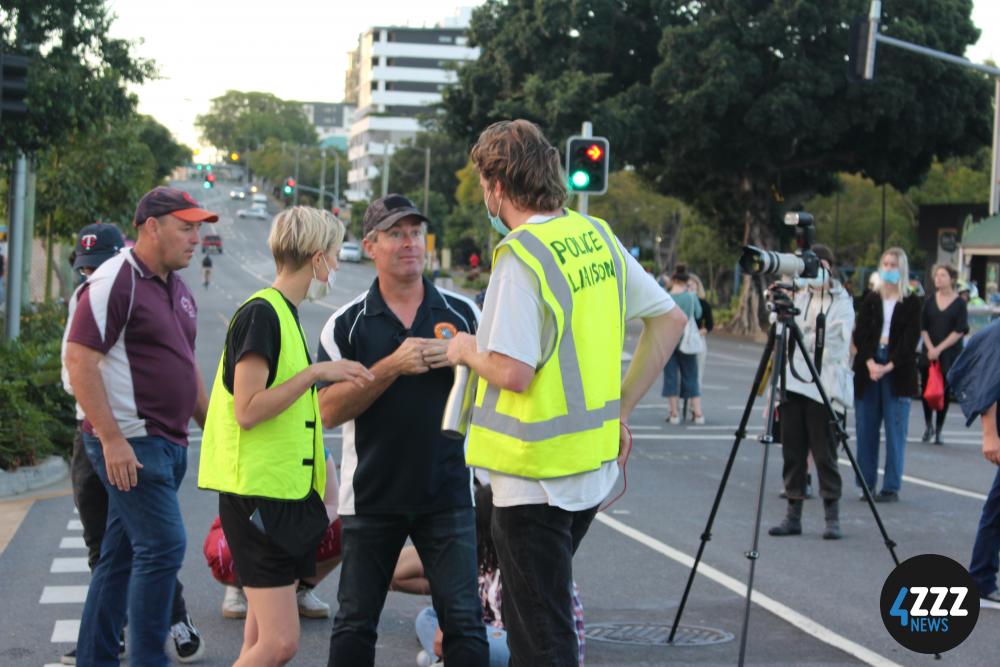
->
xmin=318 ymin=194 xmax=488 ymax=667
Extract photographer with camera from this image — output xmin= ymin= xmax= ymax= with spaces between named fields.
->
xmin=768 ymin=245 xmax=854 ymax=540
xmin=852 ymin=248 xmax=922 ymax=503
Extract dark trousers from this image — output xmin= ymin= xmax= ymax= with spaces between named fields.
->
xmin=70 ymin=427 xmax=187 ymax=624
xmin=970 ymin=466 xmax=1000 ymax=597
xmin=328 ymin=507 xmax=487 ymax=667
xmin=779 ymin=393 xmax=843 ymax=500
xmin=492 ymin=503 xmax=598 ymax=667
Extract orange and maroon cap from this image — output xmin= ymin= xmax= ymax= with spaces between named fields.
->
xmin=134 ymin=187 xmax=219 ymax=226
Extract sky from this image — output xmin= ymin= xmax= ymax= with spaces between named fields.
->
xmin=106 ymin=0 xmax=1000 ymax=151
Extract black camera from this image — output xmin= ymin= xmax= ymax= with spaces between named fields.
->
xmin=739 ymin=212 xmax=819 ymax=279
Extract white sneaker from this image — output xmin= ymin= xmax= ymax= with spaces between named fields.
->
xmin=222 ymin=585 xmax=247 ymax=619
xmin=297 ymin=586 xmax=331 ymax=618
xmin=693 ymin=414 xmax=706 ymax=425
xmin=668 ymin=414 xmax=681 ymax=425
xmin=416 ymin=649 xmax=443 ymax=666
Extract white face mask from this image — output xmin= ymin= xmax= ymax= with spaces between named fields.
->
xmin=794 ymin=267 xmax=829 ymax=291
xmin=308 ymin=256 xmax=335 ymax=300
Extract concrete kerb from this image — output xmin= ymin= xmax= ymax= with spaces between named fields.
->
xmin=0 ymin=456 xmax=69 ymax=498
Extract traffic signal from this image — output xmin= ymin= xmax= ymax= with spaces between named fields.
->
xmin=283 ymin=177 xmax=296 ymax=196
xmin=230 ymin=151 xmax=239 ymax=162
xmin=565 ymin=136 xmax=609 ymax=195
xmin=0 ymin=52 xmax=29 ymax=118
xmin=848 ymin=14 xmax=878 ymax=81
xmin=203 ymin=173 xmax=216 ymax=190
xmin=195 ymin=163 xmax=204 ymax=172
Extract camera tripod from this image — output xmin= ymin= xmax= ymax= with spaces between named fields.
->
xmin=667 ymin=284 xmax=902 ymax=666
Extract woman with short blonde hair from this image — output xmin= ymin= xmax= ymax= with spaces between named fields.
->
xmin=200 ymin=206 xmax=372 ymax=666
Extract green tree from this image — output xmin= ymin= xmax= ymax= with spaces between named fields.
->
xmin=444 ymin=0 xmax=992 ymax=334
xmin=0 ymin=0 xmax=154 ymax=158
xmin=907 ymin=148 xmax=991 ymax=206
xmin=387 ymin=126 xmax=471 ymax=214
xmin=137 ymin=115 xmax=191 ymax=183
xmin=195 ymin=91 xmax=317 ymax=154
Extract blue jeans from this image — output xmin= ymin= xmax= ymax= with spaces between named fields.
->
xmin=328 ymin=507 xmax=487 ymax=667
xmin=416 ymin=607 xmax=510 ymax=667
xmin=76 ymin=435 xmax=188 ymax=667
xmin=855 ymin=347 xmax=911 ymax=494
xmin=662 ymin=349 xmax=700 ymax=398
xmin=970 ymin=466 xmax=1000 ymax=597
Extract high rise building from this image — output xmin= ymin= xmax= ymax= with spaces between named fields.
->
xmin=301 ymin=101 xmax=355 ymax=152
xmin=344 ymin=9 xmax=478 ymax=200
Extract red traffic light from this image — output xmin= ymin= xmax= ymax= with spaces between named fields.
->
xmin=206 ymin=173 xmax=216 ymax=182
xmin=585 ymin=144 xmax=603 ymax=161
xmin=286 ymin=178 xmax=296 ymax=187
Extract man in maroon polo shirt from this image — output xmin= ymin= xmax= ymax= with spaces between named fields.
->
xmin=65 ymin=187 xmax=217 ymax=666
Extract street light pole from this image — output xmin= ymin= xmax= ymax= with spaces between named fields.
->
xmin=319 ymin=148 xmax=327 ymax=210
xmin=5 ymin=153 xmax=27 ymax=341
xmin=991 ymin=77 xmax=1000 ymax=216
xmin=293 ymin=145 xmax=301 ymax=206
xmin=423 ymin=147 xmax=431 ymax=215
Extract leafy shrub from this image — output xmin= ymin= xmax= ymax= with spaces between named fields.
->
xmin=0 ymin=303 xmax=76 ymax=470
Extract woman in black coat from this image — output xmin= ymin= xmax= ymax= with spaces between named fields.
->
xmin=852 ymin=247 xmax=922 ymax=502
xmin=919 ymin=264 xmax=968 ymax=445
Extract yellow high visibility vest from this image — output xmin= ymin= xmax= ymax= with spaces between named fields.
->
xmin=466 ymin=209 xmax=627 ymax=479
xmin=199 ymin=288 xmax=325 ymax=500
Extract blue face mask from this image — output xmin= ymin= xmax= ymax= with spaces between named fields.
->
xmin=485 ymin=191 xmax=508 ymax=237
xmin=880 ymin=269 xmax=901 ymax=285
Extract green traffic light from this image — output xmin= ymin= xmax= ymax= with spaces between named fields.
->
xmin=203 ymin=181 xmax=212 ymax=189
xmin=196 ymin=164 xmax=203 ymax=171
xmin=570 ymin=170 xmax=591 ymax=189
xmin=283 ymin=186 xmax=293 ymax=195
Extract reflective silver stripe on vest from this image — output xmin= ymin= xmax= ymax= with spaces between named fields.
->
xmin=475 ymin=216 xmax=623 ymax=442
xmin=583 ymin=215 xmax=626 ymax=326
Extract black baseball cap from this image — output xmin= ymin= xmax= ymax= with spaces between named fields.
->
xmin=362 ymin=194 xmax=429 ymax=237
xmin=133 ymin=186 xmax=219 ymax=226
xmin=73 ymin=223 xmax=126 ymax=270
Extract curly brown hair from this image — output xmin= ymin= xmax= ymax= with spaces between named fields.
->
xmin=470 ymin=119 xmax=567 ymax=213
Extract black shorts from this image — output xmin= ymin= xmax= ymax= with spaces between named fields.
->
xmin=218 ymin=492 xmax=325 ymax=588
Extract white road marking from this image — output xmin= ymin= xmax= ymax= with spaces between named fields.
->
xmin=40 ymin=585 xmax=88 ymax=604
xmin=67 ymin=519 xmax=83 ymax=530
xmin=50 ymin=619 xmax=80 ymax=643
xmin=594 ymin=514 xmax=903 ymax=667
xmin=50 ymin=558 xmax=89 ymax=574
xmin=59 ymin=537 xmax=86 ymax=549
xmin=632 ymin=433 xmax=748 ymax=441
xmin=836 ymin=458 xmax=988 ymax=501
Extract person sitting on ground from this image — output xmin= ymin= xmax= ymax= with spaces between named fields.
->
xmin=390 ymin=483 xmax=586 ymax=667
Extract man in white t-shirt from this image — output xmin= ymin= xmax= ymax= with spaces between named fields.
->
xmin=446 ymin=120 xmax=687 ymax=666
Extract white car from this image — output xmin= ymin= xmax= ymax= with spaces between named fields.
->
xmin=229 ymin=188 xmax=246 ymax=200
xmin=237 ymin=205 xmax=269 ymax=220
xmin=251 ymin=193 xmax=268 ymax=206
xmin=339 ymin=241 xmax=363 ymax=262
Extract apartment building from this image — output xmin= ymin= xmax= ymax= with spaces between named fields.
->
xmin=301 ymin=101 xmax=355 ymax=151
xmin=345 ymin=9 xmax=478 ymax=200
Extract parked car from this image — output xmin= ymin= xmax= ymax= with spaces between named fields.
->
xmin=339 ymin=241 xmax=363 ymax=262
xmin=251 ymin=193 xmax=268 ymax=206
xmin=202 ymin=234 xmax=223 ymax=254
xmin=237 ymin=205 xmax=269 ymax=220
xmin=229 ymin=188 xmax=246 ymax=200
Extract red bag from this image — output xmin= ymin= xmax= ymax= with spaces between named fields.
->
xmin=923 ymin=360 xmax=945 ymax=411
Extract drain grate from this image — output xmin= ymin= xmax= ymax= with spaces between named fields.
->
xmin=585 ymin=622 xmax=733 ymax=646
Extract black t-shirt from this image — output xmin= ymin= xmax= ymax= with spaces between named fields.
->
xmin=202 ymin=255 xmax=213 ymax=268
xmin=223 ymin=293 xmax=309 ymax=393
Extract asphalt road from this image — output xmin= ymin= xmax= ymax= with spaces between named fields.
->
xmin=0 ymin=180 xmax=996 ymax=666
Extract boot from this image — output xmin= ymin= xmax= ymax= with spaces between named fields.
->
xmin=822 ymin=498 xmax=842 ymax=540
xmin=921 ymin=423 xmax=934 ymax=442
xmin=768 ymin=499 xmax=802 ymax=536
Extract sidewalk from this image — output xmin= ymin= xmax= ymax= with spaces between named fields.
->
xmin=0 ymin=475 xmax=71 ymax=556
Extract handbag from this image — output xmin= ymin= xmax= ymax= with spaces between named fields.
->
xmin=679 ymin=298 xmax=706 ymax=355
xmin=923 ymin=360 xmax=945 ymax=411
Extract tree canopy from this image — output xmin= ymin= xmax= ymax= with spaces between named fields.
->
xmin=0 ymin=0 xmax=154 ymax=158
xmin=195 ymin=91 xmax=317 ymax=153
xmin=443 ymin=0 xmax=993 ymax=331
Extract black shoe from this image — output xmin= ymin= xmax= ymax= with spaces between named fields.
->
xmin=921 ymin=425 xmax=934 ymax=442
xmin=170 ymin=614 xmax=205 ymax=663
xmin=874 ymin=490 xmax=899 ymax=503
xmin=61 ymin=632 xmax=125 ymax=665
xmin=934 ymin=432 xmax=944 ymax=445
xmin=60 ymin=649 xmax=76 ymax=665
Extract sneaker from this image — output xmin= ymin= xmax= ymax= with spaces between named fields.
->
xmin=416 ymin=649 xmax=443 ymax=666
xmin=693 ymin=414 xmax=706 ymax=425
xmin=170 ymin=614 xmax=205 ymax=663
xmin=874 ymin=490 xmax=899 ymax=503
xmin=668 ymin=414 xmax=681 ymax=425
xmin=981 ymin=591 xmax=1000 ymax=609
xmin=61 ymin=631 xmax=126 ymax=664
xmin=297 ymin=586 xmax=331 ymax=619
xmin=222 ymin=585 xmax=247 ymax=619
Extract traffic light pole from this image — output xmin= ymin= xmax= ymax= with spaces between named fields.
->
xmin=319 ymin=149 xmax=326 ymax=211
xmin=5 ymin=153 xmax=26 ymax=341
xmin=578 ymin=121 xmax=592 ymax=216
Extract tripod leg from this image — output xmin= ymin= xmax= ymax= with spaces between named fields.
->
xmin=787 ymin=324 xmax=900 ymax=566
xmin=668 ymin=323 xmax=777 ymax=643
